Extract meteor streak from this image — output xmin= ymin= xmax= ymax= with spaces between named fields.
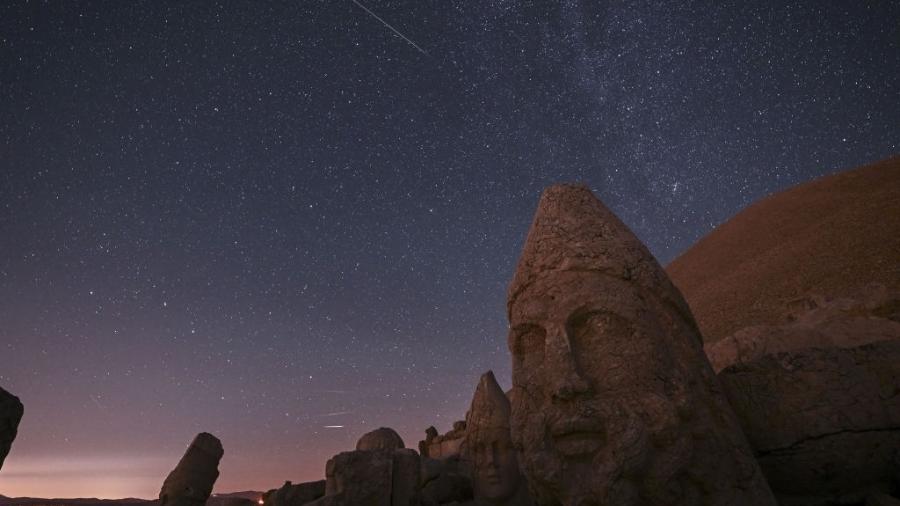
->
xmin=350 ymin=0 xmax=427 ymax=55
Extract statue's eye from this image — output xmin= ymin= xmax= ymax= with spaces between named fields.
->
xmin=509 ymin=324 xmax=545 ymax=358
xmin=567 ymin=311 xmax=630 ymax=347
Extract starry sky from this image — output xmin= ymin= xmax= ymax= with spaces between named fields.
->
xmin=1 ymin=0 xmax=898 ymax=498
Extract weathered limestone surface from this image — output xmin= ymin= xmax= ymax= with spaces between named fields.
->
xmin=0 ymin=385 xmax=23 ymax=471
xmin=159 ymin=432 xmax=224 ymax=506
xmin=460 ymin=371 xmax=531 ymax=506
xmin=506 ymin=184 xmax=776 ymax=505
xmin=706 ymin=286 xmax=900 ymax=372
xmin=719 ymin=340 xmax=900 ymax=505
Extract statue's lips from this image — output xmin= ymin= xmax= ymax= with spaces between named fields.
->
xmin=550 ymin=418 xmax=605 ymax=457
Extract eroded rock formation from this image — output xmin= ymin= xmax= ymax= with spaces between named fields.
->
xmin=719 ymin=340 xmax=900 ymax=505
xmin=460 ymin=371 xmax=531 ymax=506
xmin=159 ymin=432 xmax=224 ymax=506
xmin=0 ymin=385 xmax=23 ymax=471
xmin=706 ymin=285 xmax=900 ymax=372
xmin=506 ymin=184 xmax=776 ymax=505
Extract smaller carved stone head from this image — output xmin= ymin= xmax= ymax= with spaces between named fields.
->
xmin=463 ymin=371 xmax=527 ymax=504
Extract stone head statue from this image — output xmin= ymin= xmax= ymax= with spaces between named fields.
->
xmin=463 ymin=371 xmax=531 ymax=505
xmin=506 ymin=184 xmax=775 ymax=506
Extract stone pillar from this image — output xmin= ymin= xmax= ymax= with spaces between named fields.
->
xmin=159 ymin=432 xmax=224 ymax=506
xmin=0 ymin=386 xmax=23 ymax=471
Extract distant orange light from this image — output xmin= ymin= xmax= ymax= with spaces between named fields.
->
xmin=258 ymin=499 xmax=264 ymax=505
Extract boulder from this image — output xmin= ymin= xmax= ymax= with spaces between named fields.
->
xmin=506 ymin=184 xmax=776 ymax=505
xmin=357 ymin=427 xmax=406 ymax=451
xmin=309 ymin=441 xmax=421 ymax=506
xmin=719 ymin=340 xmax=900 ymax=505
xmin=706 ymin=286 xmax=900 ymax=372
xmin=0 ymin=385 xmax=23 ymax=470
xmin=320 ymin=449 xmax=394 ymax=506
xmin=159 ymin=432 xmax=224 ymax=506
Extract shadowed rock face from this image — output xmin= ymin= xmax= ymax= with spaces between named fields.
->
xmin=706 ymin=285 xmax=900 ymax=372
xmin=506 ymin=184 xmax=776 ymax=506
xmin=719 ymin=340 xmax=900 ymax=505
xmin=461 ymin=371 xmax=531 ymax=505
xmin=356 ymin=427 xmax=406 ymax=451
xmin=159 ymin=432 xmax=224 ymax=506
xmin=0 ymin=386 xmax=24 ymax=470
xmin=420 ymin=455 xmax=474 ymax=505
xmin=310 ymin=427 xmax=420 ymax=506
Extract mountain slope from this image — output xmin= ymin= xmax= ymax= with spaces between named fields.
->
xmin=667 ymin=155 xmax=900 ymax=343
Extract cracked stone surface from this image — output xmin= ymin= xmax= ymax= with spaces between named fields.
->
xmin=159 ymin=432 xmax=224 ymax=506
xmin=0 ymin=385 xmax=23 ymax=471
xmin=720 ymin=340 xmax=900 ymax=505
xmin=506 ymin=184 xmax=775 ymax=506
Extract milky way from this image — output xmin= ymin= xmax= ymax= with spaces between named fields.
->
xmin=1 ymin=0 xmax=897 ymax=497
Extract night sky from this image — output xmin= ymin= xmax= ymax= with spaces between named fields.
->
xmin=1 ymin=0 xmax=898 ymax=498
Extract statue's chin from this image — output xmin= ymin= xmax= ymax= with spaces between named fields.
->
xmin=480 ymin=486 xmax=516 ymax=503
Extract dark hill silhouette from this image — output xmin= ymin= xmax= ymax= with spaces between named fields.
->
xmin=0 ymin=491 xmax=263 ymax=506
xmin=667 ymin=155 xmax=900 ymax=343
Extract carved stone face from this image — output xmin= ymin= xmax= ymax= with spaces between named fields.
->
xmin=468 ymin=427 xmax=521 ymax=502
xmin=508 ymin=271 xmax=693 ymax=505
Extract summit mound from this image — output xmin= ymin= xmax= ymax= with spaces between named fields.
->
xmin=667 ymin=155 xmax=900 ymax=343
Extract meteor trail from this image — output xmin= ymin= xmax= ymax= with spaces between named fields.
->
xmin=350 ymin=0 xmax=427 ymax=55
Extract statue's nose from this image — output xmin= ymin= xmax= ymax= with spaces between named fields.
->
xmin=553 ymin=372 xmax=591 ymax=401
xmin=548 ymin=327 xmax=593 ymax=402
